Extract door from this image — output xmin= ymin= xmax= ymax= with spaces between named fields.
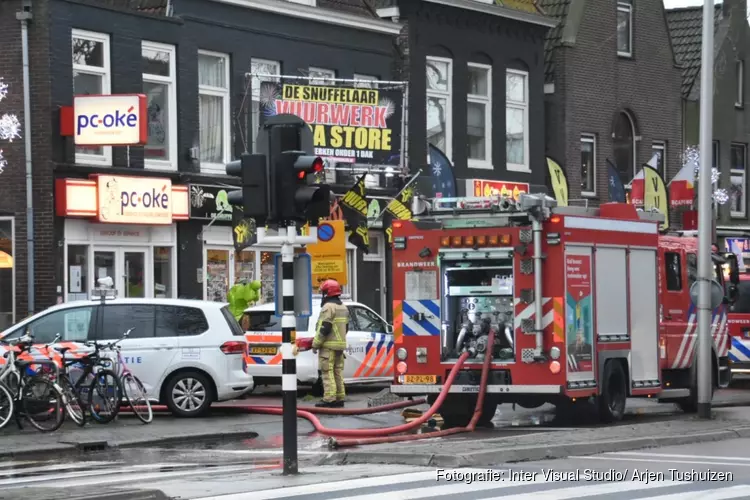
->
xmin=97 ymin=303 xmax=177 ymax=398
xmin=359 ymin=261 xmax=383 ymax=316
xmin=347 ymin=305 xmax=392 ymax=381
xmin=205 ymin=247 xmax=231 ymax=302
xmin=662 ymin=249 xmax=691 ymax=369
xmin=92 ymin=247 xmax=149 ymax=299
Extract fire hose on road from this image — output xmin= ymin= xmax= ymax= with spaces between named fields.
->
xmin=125 ymin=334 xmax=493 ymax=449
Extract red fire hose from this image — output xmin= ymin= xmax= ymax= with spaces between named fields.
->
xmin=124 ymin=341 xmax=493 ymax=447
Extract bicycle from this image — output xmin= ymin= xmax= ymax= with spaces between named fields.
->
xmin=0 ymin=335 xmax=66 ymax=432
xmin=106 ymin=330 xmax=152 ymax=424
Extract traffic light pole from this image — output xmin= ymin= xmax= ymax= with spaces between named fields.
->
xmin=257 ymin=225 xmax=318 ymax=474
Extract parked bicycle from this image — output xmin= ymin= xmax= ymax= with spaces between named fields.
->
xmin=0 ymin=335 xmax=66 ymax=432
xmin=106 ymin=330 xmax=153 ymax=424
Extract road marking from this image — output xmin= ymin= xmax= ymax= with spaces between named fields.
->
xmin=568 ymin=456 xmax=750 ymax=467
xmin=329 ymin=480 xmax=551 ymax=500
xmin=196 ymin=450 xmax=327 ymax=456
xmin=193 ymin=470 xmax=475 ymax=500
xmin=641 ymin=485 xmax=750 ymax=500
xmin=479 ymin=481 xmax=682 ymax=500
xmin=0 ymin=461 xmax=122 ymax=477
xmin=606 ymin=451 xmax=750 ymax=462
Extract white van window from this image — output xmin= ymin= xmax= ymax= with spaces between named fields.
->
xmin=4 ymin=306 xmax=95 ymax=343
xmin=245 ymin=311 xmax=309 ymax=332
xmin=155 ymin=305 xmax=209 ymax=337
xmin=100 ymin=305 xmax=155 ymax=339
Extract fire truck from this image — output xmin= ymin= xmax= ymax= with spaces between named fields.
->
xmin=389 ymin=193 xmax=738 ymax=426
xmin=726 ymin=273 xmax=750 ymax=374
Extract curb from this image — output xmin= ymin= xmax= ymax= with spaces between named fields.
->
xmin=0 ymin=430 xmax=260 ymax=461
xmin=319 ymin=426 xmax=750 ymax=468
xmin=66 ymin=490 xmax=170 ymax=500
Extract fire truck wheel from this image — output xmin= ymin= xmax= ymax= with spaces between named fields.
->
xmin=678 ymin=356 xmax=716 ymax=413
xmin=597 ymin=360 xmax=627 ymax=423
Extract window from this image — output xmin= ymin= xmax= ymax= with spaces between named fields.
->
xmin=153 ymin=246 xmax=173 ymax=298
xmin=241 ymin=310 xmax=309 ymax=332
xmin=353 ymin=74 xmax=378 ymax=89
xmin=426 ymin=56 xmax=452 ymax=160
xmin=581 ymin=134 xmax=596 ymax=196
xmin=308 ymin=67 xmax=336 ymax=86
xmin=154 ymin=305 xmax=209 ymax=337
xmin=99 ymin=304 xmax=155 ymax=339
xmin=250 ymin=59 xmax=281 ymax=154
xmin=467 ymin=63 xmax=492 ymax=169
xmin=0 ymin=218 xmax=13 ymax=330
xmin=613 ymin=111 xmax=636 ymax=182
xmin=506 ymin=70 xmax=529 ymax=172
xmin=737 ymin=60 xmax=745 ymax=108
xmin=142 ymin=41 xmax=177 ymax=170
xmin=731 ymin=143 xmax=747 ymax=218
xmin=665 ymin=252 xmax=682 ymax=291
xmin=616 ymin=1 xmax=633 ymax=57
xmin=9 ymin=306 xmax=96 ymax=343
xmin=351 ymin=307 xmax=387 ymax=333
xmin=198 ymin=50 xmax=230 ymax=173
xmin=652 ymin=141 xmax=666 ymax=179
xmin=687 ymin=253 xmax=697 ymax=289
xmin=67 ymin=244 xmax=88 ymax=302
xmin=222 ymin=306 xmax=246 ymax=336
xmin=72 ymin=30 xmax=111 ymax=166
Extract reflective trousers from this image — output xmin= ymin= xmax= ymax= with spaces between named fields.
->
xmin=319 ymin=348 xmax=345 ymax=402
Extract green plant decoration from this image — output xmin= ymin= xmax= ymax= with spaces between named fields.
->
xmin=227 ymin=280 xmax=262 ymax=321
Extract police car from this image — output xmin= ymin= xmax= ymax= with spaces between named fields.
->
xmin=0 ymin=297 xmax=254 ymax=417
xmin=243 ymin=297 xmax=394 ymax=392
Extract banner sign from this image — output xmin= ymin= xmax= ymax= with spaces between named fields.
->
xmin=258 ymin=80 xmax=404 ymax=165
xmin=189 ymin=184 xmax=234 ymax=222
xmin=546 ymin=157 xmax=568 ymax=206
xmin=338 ymin=174 xmax=370 ymax=253
xmin=384 ymin=185 xmax=414 ymax=244
xmin=565 ymin=252 xmax=594 ymax=375
xmin=468 ymin=179 xmax=529 ymax=200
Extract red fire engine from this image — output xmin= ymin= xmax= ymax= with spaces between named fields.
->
xmin=389 ymin=193 xmax=738 ymax=426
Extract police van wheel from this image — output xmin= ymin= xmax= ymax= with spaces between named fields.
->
xmin=597 ymin=360 xmax=627 ymax=423
xmin=165 ymin=372 xmax=213 ymax=418
xmin=311 ymin=376 xmax=324 ymax=397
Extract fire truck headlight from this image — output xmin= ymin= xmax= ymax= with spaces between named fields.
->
xmin=550 ymin=361 xmax=561 ymax=374
xmin=416 ymin=347 xmax=428 ymax=363
xmin=396 ymin=348 xmax=408 ymax=361
xmin=549 ymin=346 xmax=561 ymax=360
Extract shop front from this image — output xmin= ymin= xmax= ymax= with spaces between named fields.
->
xmin=0 ymin=217 xmax=14 ymax=329
xmin=188 ymin=184 xmax=359 ymax=304
xmin=55 ymin=175 xmax=189 ymax=301
xmin=465 ymin=179 xmax=531 ymax=199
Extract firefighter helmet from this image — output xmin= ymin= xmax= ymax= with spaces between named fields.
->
xmin=320 ymin=279 xmax=342 ymax=298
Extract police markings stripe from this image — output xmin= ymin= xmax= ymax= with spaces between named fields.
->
xmin=401 ymin=300 xmax=440 ymax=336
xmin=730 ymin=337 xmax=750 ymax=361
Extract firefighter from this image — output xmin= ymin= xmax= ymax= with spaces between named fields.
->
xmin=312 ymin=279 xmax=349 ymax=408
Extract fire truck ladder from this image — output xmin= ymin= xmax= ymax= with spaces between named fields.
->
xmin=414 ymin=193 xmax=557 ymax=362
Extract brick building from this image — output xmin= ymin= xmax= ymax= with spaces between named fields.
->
xmin=667 ymin=0 xmax=750 ymax=250
xmin=0 ymin=0 xmax=401 ymax=325
xmin=541 ymin=0 xmax=683 ymax=204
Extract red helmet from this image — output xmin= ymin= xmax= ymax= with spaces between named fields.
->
xmin=320 ymin=279 xmax=342 ymax=298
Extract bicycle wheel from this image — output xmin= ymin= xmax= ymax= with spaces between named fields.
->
xmin=121 ymin=374 xmax=153 ymax=424
xmin=21 ymin=376 xmax=65 ymax=432
xmin=0 ymin=381 xmax=14 ymax=430
xmin=87 ymin=369 xmax=121 ymax=424
xmin=61 ymin=377 xmax=86 ymax=427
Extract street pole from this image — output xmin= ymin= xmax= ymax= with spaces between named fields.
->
xmin=256 ymin=225 xmax=318 ymax=474
xmin=697 ymin=0 xmax=714 ymax=419
xmin=280 ymin=226 xmax=298 ymax=475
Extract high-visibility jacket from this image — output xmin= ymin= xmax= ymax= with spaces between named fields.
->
xmin=313 ymin=301 xmax=349 ymax=351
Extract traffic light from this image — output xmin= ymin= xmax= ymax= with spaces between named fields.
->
xmin=226 ymin=153 xmax=268 ymax=222
xmin=274 ymin=151 xmax=330 ymax=225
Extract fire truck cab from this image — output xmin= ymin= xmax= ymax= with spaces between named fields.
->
xmin=389 ymin=193 xmax=736 ymax=426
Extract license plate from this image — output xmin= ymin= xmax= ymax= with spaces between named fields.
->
xmin=248 ymin=346 xmax=278 ymax=355
xmin=404 ymin=375 xmax=437 ymax=384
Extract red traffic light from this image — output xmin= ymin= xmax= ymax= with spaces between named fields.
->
xmin=296 ymin=156 xmax=324 ymax=179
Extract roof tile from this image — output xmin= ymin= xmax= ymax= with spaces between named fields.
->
xmin=538 ymin=0 xmax=569 ymax=83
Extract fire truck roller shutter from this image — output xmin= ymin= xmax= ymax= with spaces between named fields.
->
xmin=628 ymin=248 xmax=660 ymax=385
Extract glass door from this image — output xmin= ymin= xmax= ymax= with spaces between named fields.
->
xmin=93 ymin=247 xmax=118 ymax=291
xmin=123 ymin=248 xmax=147 ymax=298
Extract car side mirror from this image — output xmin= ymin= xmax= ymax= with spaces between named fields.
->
xmin=723 ymin=252 xmax=741 ymax=285
xmin=385 ymin=324 xmax=393 ymax=334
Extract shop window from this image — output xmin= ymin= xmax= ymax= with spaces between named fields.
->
xmin=206 ymin=249 xmax=230 ymax=302
xmin=142 ymin=40 xmax=177 ymax=170
xmin=155 ymin=305 xmax=209 ymax=337
xmin=235 ymin=250 xmax=256 ymax=284
xmin=6 ymin=306 xmax=95 ymax=343
xmin=0 ymin=219 xmax=13 ymax=330
xmin=99 ymin=304 xmax=155 ymax=339
xmin=72 ymin=29 xmax=111 ymax=166
xmin=154 ymin=246 xmax=172 ymax=298
xmin=67 ymin=245 xmax=89 ymax=302
xmin=665 ymin=252 xmax=682 ymax=291
xmin=260 ymin=251 xmax=277 ymax=303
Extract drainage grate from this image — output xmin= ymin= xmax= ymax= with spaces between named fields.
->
xmin=367 ymin=388 xmax=409 ymax=407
